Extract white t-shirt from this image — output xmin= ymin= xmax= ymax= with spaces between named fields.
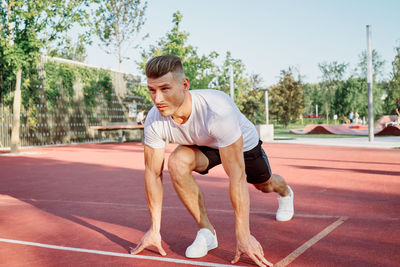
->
xmin=144 ymin=89 xmax=259 ymax=152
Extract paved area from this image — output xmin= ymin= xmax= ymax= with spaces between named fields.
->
xmin=1 ymin=142 xmax=400 ymax=266
xmin=1 ymin=136 xmax=399 ymax=154
xmin=273 ymin=136 xmax=400 ymax=149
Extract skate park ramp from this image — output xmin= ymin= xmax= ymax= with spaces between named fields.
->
xmin=291 ymin=115 xmax=400 ymax=136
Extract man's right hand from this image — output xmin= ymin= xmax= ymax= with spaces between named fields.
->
xmin=130 ymin=229 xmax=167 ymax=256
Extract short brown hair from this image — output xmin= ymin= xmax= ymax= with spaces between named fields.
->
xmin=145 ymin=55 xmax=185 ymax=79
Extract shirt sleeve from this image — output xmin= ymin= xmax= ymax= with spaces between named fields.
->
xmin=144 ymin=109 xmax=167 ymax=149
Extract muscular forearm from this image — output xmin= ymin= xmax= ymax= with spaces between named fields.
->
xmin=220 ymin=137 xmax=251 ymax=239
xmin=229 ymin=176 xmax=251 ymax=238
xmin=144 ymin=170 xmax=163 ymax=231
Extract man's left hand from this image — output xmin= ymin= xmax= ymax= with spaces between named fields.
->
xmin=231 ymin=234 xmax=273 ymax=267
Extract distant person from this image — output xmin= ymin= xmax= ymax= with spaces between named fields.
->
xmin=342 ymin=114 xmax=350 ymax=124
xmin=136 ymin=108 xmax=146 ymax=125
xmin=355 ymin=112 xmax=360 ymax=124
xmin=349 ymin=111 xmax=354 ymax=124
xmin=131 ymin=55 xmax=294 ymax=267
xmin=396 ymin=100 xmax=400 ymax=124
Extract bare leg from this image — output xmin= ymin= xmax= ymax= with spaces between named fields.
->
xmin=253 ymin=174 xmax=290 ymax=196
xmin=168 ymin=145 xmax=215 ymax=233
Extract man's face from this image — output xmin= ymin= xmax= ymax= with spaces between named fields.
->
xmin=147 ymin=72 xmax=189 ymax=117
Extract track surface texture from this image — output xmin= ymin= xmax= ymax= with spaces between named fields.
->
xmin=1 ymin=142 xmax=399 ymax=266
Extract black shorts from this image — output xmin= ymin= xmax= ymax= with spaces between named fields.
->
xmin=195 ymin=140 xmax=272 ymax=184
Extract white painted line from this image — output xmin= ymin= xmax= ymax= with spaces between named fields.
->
xmin=275 ymin=216 xmax=348 ymax=267
xmin=0 ymin=238 xmax=241 ymax=267
xmin=0 ymin=151 xmax=44 ymax=156
xmin=2 ymin=197 xmax=340 ymax=219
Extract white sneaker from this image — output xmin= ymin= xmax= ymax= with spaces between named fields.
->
xmin=276 ymin=185 xmax=294 ymax=221
xmin=185 ymin=228 xmax=218 ymax=258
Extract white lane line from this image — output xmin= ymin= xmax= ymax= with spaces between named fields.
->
xmin=275 ymin=216 xmax=348 ymax=267
xmin=0 ymin=151 xmax=44 ymax=156
xmin=0 ymin=197 xmax=340 ymax=219
xmin=0 ymin=238 xmax=241 ymax=267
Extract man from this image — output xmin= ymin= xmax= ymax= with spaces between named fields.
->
xmin=131 ymin=55 xmax=294 ymax=267
xmin=136 ymin=108 xmax=146 ymax=125
xmin=396 ymin=99 xmax=400 ymax=124
xmin=349 ymin=111 xmax=354 ymax=124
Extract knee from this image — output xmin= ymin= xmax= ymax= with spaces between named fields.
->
xmin=168 ymin=147 xmax=195 ymax=182
xmin=253 ymin=180 xmax=273 ymax=193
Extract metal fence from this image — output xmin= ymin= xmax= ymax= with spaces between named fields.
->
xmin=1 ymin=56 xmax=153 ymax=149
xmin=0 ymin=107 xmax=11 ymax=148
xmin=0 ymin=93 xmax=152 ymax=148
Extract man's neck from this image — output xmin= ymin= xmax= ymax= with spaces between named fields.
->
xmin=172 ymin=92 xmax=192 ymax=124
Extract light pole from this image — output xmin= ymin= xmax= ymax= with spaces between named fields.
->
xmin=366 ymin=25 xmax=374 ymax=142
xmin=230 ymin=65 xmax=234 ymax=100
xmin=265 ymin=89 xmax=269 ymax=125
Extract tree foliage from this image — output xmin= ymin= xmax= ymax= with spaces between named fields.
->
xmin=47 ymin=36 xmax=87 ymax=62
xmin=332 ymin=77 xmax=383 ymax=120
xmin=92 ymin=0 xmax=147 ymax=71
xmin=269 ymin=68 xmax=304 ymax=126
xmin=302 ymin=83 xmax=323 ymax=114
xmin=211 ymin=52 xmax=265 ymax=124
xmin=1 ymin=0 xmax=93 ymax=152
xmin=383 ymin=44 xmax=400 ymax=114
xmin=1 ymin=0 xmax=91 ymax=69
xmin=138 ymin=11 xmax=218 ymax=90
xmin=356 ymin=49 xmax=386 ymax=81
xmin=318 ymin=61 xmax=348 ymax=122
xmin=0 ymin=0 xmax=92 ymax=101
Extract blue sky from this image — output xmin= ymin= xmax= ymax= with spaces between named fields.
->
xmin=85 ymin=0 xmax=400 ymax=87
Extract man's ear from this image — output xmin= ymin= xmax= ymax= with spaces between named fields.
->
xmin=183 ymin=77 xmax=190 ymax=91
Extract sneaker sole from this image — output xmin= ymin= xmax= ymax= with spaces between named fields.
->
xmin=276 ymin=213 xmax=294 ymax=221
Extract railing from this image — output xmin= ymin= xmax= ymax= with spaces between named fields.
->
xmin=0 ymin=93 xmax=152 ymax=148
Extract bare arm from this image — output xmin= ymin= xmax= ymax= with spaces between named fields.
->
xmin=144 ymin=145 xmax=165 ymax=231
xmin=219 ymin=137 xmax=272 ymax=267
xmin=131 ymin=145 xmax=166 ymax=256
xmin=219 ymin=137 xmax=250 ymax=238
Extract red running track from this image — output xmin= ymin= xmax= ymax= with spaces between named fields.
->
xmin=1 ymin=142 xmax=399 ymax=266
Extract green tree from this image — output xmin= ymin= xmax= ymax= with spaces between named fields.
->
xmin=333 ymin=77 xmax=383 ymax=120
xmin=318 ymin=61 xmax=348 ymax=123
xmin=1 ymin=0 xmax=92 ymax=152
xmin=356 ymin=49 xmax=386 ymax=82
xmin=139 ymin=11 xmax=218 ymax=90
xmin=47 ymin=36 xmax=87 ymax=62
xmin=302 ymin=83 xmax=323 ymax=115
xmin=93 ymin=0 xmax=148 ymax=71
xmin=211 ymin=52 xmax=265 ymax=124
xmin=269 ymin=68 xmax=304 ymax=127
xmin=383 ymin=44 xmax=400 ymax=114
xmin=354 ymin=49 xmax=386 ymax=118
xmin=240 ymin=73 xmax=266 ymax=125
xmin=212 ymin=52 xmax=250 ymax=95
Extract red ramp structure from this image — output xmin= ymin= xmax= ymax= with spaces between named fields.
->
xmin=376 ymin=125 xmax=400 ymax=136
xmin=291 ymin=115 xmax=400 ymax=136
xmin=290 ymin=124 xmax=367 ymax=135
